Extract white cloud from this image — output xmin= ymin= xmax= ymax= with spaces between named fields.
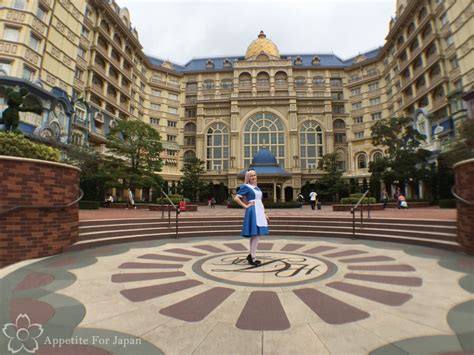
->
xmin=116 ymin=0 xmax=396 ymax=65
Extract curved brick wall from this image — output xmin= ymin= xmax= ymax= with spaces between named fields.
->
xmin=454 ymin=158 xmax=474 ymax=255
xmin=0 ymin=156 xmax=80 ymax=268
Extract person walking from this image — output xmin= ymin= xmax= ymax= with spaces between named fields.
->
xmin=234 ymin=169 xmax=269 ymax=266
xmin=297 ymin=193 xmax=304 ymax=208
xmin=127 ymin=188 xmax=135 ymax=209
xmin=309 ymin=190 xmax=318 ymax=210
xmin=380 ymin=188 xmax=388 ymax=209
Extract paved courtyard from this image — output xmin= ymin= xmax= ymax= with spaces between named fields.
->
xmin=1 ymin=206 xmax=472 ymax=355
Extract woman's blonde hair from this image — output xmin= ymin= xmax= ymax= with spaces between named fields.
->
xmin=244 ymin=169 xmax=256 ymax=184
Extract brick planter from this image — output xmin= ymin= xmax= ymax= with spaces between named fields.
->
xmin=0 ymin=156 xmax=80 ymax=268
xmin=454 ymin=158 xmax=474 ymax=255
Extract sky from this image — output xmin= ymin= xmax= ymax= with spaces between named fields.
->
xmin=116 ymin=0 xmax=397 ymax=65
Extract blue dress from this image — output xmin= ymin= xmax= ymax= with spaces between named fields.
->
xmin=237 ymin=184 xmax=269 ymax=238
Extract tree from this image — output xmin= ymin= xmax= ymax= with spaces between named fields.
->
xmin=371 ymin=116 xmax=431 ymax=196
xmin=62 ymin=145 xmax=126 ymax=201
xmin=107 ymin=120 xmax=164 ymax=191
xmin=180 ymin=157 xmax=206 ymax=202
xmin=316 ymin=152 xmax=346 ymax=202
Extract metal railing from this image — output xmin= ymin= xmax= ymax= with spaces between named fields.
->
xmin=0 ymin=189 xmax=84 ymax=216
xmin=159 ymin=189 xmax=180 ymax=239
xmin=451 ymin=186 xmax=474 ymax=205
xmin=350 ymin=190 xmax=371 ymax=239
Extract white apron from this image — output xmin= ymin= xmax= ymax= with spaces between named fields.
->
xmin=247 ymin=185 xmax=267 ymax=228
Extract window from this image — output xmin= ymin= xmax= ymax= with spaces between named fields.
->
xmin=352 ymin=102 xmax=362 ymax=110
xmin=81 ymin=26 xmax=89 ymax=38
xmin=151 ymin=89 xmax=161 ymax=97
xmin=0 ymin=59 xmax=12 ymax=75
xmin=353 ymin=116 xmax=363 ymax=124
xmin=357 ymin=154 xmax=367 ymax=168
xmin=168 ymin=93 xmax=178 ymax=101
xmin=299 ymin=121 xmax=324 ymax=169
xmin=74 ymin=68 xmax=83 ymax=80
xmin=150 ymin=118 xmax=159 ymax=125
xmin=29 ymin=34 xmax=40 ymax=51
xmin=372 ymin=152 xmax=383 ymax=162
xmin=351 ymin=87 xmax=361 ymax=96
xmin=450 ymin=56 xmax=459 ymax=70
xmin=354 ymin=131 xmax=365 ymax=139
xmin=150 ymin=103 xmax=160 ymax=111
xmin=151 ymin=74 xmax=162 ymax=83
xmin=203 ymin=79 xmax=214 ymax=90
xmin=167 ymin=134 xmax=177 ymax=142
xmin=445 ymin=34 xmax=454 ymax=47
xmin=294 ymin=77 xmax=306 ymax=87
xmin=4 ymin=27 xmax=20 ymax=41
xmin=371 ymin=112 xmax=382 ymax=120
xmin=368 ymin=82 xmax=379 ymax=91
xmin=22 ymin=66 xmax=35 ymax=81
xmin=334 ymin=133 xmax=346 ymax=144
xmin=333 ymin=119 xmax=346 ymax=129
xmin=140 ymin=82 xmax=145 ymax=92
xmin=330 ymin=78 xmax=342 ymax=87
xmin=221 ymin=79 xmax=233 ymax=90
xmin=244 ymin=113 xmax=285 ymax=167
xmin=440 ymin=13 xmax=449 ymax=26
xmin=36 ymin=5 xmax=47 ymax=20
xmin=332 ymin=105 xmax=345 ymax=114
xmin=313 ymin=76 xmax=324 ymax=87
xmin=332 ymin=92 xmax=343 ymax=100
xmin=167 ymin=120 xmax=177 ymax=128
xmin=13 ymin=0 xmax=26 ymax=10
xmin=369 ymin=97 xmax=381 ymax=105
xmin=168 ymin=107 xmax=178 ymax=115
xmin=77 ymin=46 xmax=86 ymax=58
xmin=185 ymin=108 xmax=196 ymax=117
xmin=206 ymin=122 xmax=229 ymax=170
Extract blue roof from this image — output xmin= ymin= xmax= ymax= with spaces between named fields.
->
xmin=251 ymin=148 xmax=278 ymax=165
xmin=238 ymin=166 xmax=291 ymax=177
xmin=146 ymin=48 xmax=382 ymax=73
xmin=237 ymin=148 xmax=291 ymax=177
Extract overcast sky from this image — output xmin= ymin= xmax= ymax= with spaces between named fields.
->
xmin=116 ymin=0 xmax=396 ymax=65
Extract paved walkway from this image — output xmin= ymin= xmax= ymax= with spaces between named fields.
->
xmin=80 ymin=205 xmax=457 ymax=221
xmin=2 ymin=207 xmax=471 ymax=355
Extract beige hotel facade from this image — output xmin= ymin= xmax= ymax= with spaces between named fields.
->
xmin=0 ymin=0 xmax=473 ymax=201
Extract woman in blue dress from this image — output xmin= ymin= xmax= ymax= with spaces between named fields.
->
xmin=233 ymin=169 xmax=269 ymax=266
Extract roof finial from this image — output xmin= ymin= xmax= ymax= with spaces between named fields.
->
xmin=258 ymin=30 xmax=266 ymax=39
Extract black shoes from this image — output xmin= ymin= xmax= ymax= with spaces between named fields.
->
xmin=246 ymin=254 xmax=261 ymax=266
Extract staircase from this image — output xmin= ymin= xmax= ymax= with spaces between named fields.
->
xmin=70 ymin=216 xmax=459 ymax=252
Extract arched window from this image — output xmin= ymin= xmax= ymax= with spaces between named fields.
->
xmin=74 ymin=101 xmax=87 ymax=124
xmin=407 ymin=22 xmax=416 ymax=36
xmin=243 ymin=113 xmax=285 ymax=167
xmin=203 ymin=79 xmax=214 ymax=90
xmin=206 ymin=122 xmax=229 ymax=171
xmin=333 ymin=119 xmax=346 ymax=129
xmin=299 ymin=121 xmax=323 ymax=169
xmin=275 ymin=71 xmax=287 ymax=85
xmin=256 ymin=72 xmax=270 ymax=88
xmin=239 ymin=73 xmax=251 ymax=89
xmin=372 ymin=152 xmax=383 ymax=162
xmin=357 ymin=153 xmax=367 ymax=169
xmin=183 ymin=150 xmax=196 ymax=161
xmin=184 ymin=122 xmax=196 ymax=133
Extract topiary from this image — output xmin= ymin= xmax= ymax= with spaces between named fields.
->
xmin=0 ymin=86 xmax=42 ymax=132
xmin=0 ymin=132 xmax=60 ymax=162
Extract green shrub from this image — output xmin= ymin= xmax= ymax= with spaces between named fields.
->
xmin=340 ymin=197 xmax=377 ymax=204
xmin=0 ymin=132 xmax=60 ymax=162
xmin=79 ymin=200 xmax=101 ymax=209
xmin=156 ymin=194 xmax=185 ymax=205
xmin=227 ymin=201 xmax=301 ymax=209
xmin=349 ymin=193 xmax=365 ymax=199
xmin=439 ymin=199 xmax=456 ymax=209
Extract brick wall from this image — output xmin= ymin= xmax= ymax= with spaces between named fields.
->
xmin=0 ymin=156 xmax=80 ymax=267
xmin=454 ymin=158 xmax=474 ymax=255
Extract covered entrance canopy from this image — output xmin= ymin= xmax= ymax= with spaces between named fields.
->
xmin=237 ymin=148 xmax=291 ymax=202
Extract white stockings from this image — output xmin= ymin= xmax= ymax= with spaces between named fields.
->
xmin=249 ymin=236 xmax=260 ymax=260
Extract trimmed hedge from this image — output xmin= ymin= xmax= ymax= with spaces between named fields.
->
xmin=340 ymin=197 xmax=376 ymax=204
xmin=439 ymin=199 xmax=456 ymax=209
xmin=228 ymin=201 xmax=301 ymax=209
xmin=79 ymin=200 xmax=101 ymax=210
xmin=0 ymin=132 xmax=60 ymax=162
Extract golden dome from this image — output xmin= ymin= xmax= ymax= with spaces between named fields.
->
xmin=245 ymin=31 xmax=280 ymax=60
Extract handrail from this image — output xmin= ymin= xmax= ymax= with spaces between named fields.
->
xmin=0 ymin=189 xmax=84 ymax=216
xmin=451 ymin=186 xmax=474 ymax=205
xmin=159 ymin=189 xmax=180 ymax=239
xmin=350 ymin=190 xmax=370 ymax=239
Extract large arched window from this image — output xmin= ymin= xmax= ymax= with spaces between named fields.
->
xmin=206 ymin=122 xmax=229 ymax=171
xmin=299 ymin=121 xmax=324 ymax=169
xmin=239 ymin=73 xmax=251 ymax=89
xmin=183 ymin=150 xmax=196 ymax=161
xmin=357 ymin=153 xmax=367 ymax=169
xmin=372 ymin=151 xmax=383 ymax=162
xmin=243 ymin=113 xmax=285 ymax=167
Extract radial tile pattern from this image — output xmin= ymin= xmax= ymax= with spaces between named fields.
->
xmin=2 ymin=236 xmax=472 ymax=355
